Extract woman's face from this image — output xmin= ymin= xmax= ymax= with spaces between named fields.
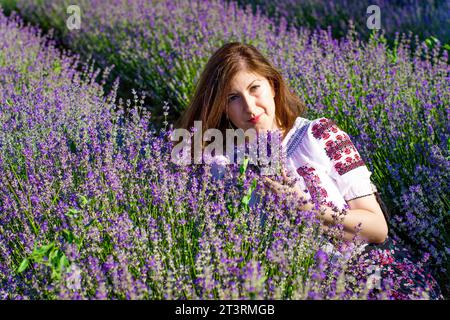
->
xmin=225 ymin=69 xmax=280 ymax=134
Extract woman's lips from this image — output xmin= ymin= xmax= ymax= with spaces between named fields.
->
xmin=248 ymin=114 xmax=263 ymax=124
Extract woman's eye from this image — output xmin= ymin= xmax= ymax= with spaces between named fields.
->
xmin=228 ymin=86 xmax=260 ymax=102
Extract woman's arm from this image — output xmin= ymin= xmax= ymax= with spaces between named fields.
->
xmin=315 ymin=194 xmax=388 ymax=244
xmin=264 ymin=175 xmax=389 ymax=244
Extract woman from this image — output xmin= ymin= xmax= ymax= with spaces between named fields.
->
xmin=176 ymin=42 xmax=443 ymax=299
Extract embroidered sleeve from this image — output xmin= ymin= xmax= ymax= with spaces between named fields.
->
xmin=309 ymin=118 xmax=375 ymax=202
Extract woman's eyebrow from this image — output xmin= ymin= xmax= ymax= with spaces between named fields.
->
xmin=228 ymin=79 xmax=260 ymax=96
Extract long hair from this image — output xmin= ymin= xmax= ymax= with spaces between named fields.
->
xmin=176 ymin=42 xmax=306 ymax=148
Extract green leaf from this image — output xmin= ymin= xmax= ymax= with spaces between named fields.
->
xmin=79 ymin=195 xmax=89 ymax=208
xmin=250 ymin=178 xmax=257 ymax=190
xmin=425 ymin=36 xmax=440 ymax=49
xmin=53 ymin=60 xmax=62 ymax=74
xmin=59 ymin=254 xmax=69 ymax=270
xmin=241 ymin=178 xmax=257 ymax=209
xmin=32 ymin=242 xmax=55 ymax=258
xmin=50 ymin=250 xmax=70 ymax=280
xmin=17 ymin=258 xmax=29 ymax=273
xmin=241 ymin=195 xmax=251 ymax=206
xmin=66 ymin=208 xmax=79 ymax=218
xmin=227 ymin=202 xmax=234 ymax=217
xmin=239 ymin=157 xmax=249 ymax=175
xmin=62 ymin=229 xmax=75 ymax=243
xmin=48 ymin=248 xmax=59 ymax=264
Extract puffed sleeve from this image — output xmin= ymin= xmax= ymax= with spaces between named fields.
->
xmin=307 ymin=117 xmax=376 ymax=202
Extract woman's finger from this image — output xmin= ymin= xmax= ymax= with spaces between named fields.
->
xmin=281 ymin=169 xmax=295 ymax=186
xmin=263 ymin=176 xmax=278 ymax=189
xmin=281 ymin=169 xmax=288 ymax=179
xmin=263 ymin=177 xmax=280 ymax=190
xmin=263 ymin=177 xmax=289 ymax=194
xmin=264 ymin=176 xmax=307 ymax=201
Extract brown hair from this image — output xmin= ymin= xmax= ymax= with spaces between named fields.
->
xmin=176 ymin=42 xmax=306 ymax=146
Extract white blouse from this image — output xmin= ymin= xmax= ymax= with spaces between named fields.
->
xmin=282 ymin=116 xmax=377 ymax=257
xmin=281 ymin=116 xmax=377 ymax=212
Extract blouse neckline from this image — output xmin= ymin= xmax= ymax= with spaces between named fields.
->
xmin=282 ymin=117 xmax=312 ymax=157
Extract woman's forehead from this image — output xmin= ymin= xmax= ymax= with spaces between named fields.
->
xmin=228 ymin=70 xmax=266 ymax=91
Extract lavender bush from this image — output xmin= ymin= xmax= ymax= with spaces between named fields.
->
xmin=0 ymin=9 xmax=396 ymax=300
xmin=292 ymin=29 xmax=449 ymax=295
xmin=1 ymin=0 xmax=298 ymax=121
xmin=0 ymin=0 xmax=448 ymax=297
xmin=235 ymin=0 xmax=450 ymax=45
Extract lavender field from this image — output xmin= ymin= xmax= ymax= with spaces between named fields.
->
xmin=236 ymin=0 xmax=450 ymax=44
xmin=0 ymin=0 xmax=449 ymax=299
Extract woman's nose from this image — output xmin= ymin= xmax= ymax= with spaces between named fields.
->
xmin=242 ymin=94 xmax=257 ymax=115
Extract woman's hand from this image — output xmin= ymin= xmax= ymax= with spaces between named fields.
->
xmin=262 ymin=170 xmax=311 ymax=209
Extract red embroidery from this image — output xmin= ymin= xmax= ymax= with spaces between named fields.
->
xmin=311 ymin=118 xmax=336 ymax=140
xmin=333 ymin=155 xmax=365 ymax=176
xmin=312 ymin=118 xmax=365 ymax=176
